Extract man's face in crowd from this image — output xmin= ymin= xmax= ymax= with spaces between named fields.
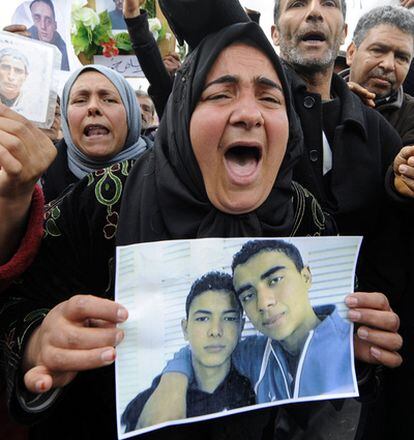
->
xmin=31 ymin=1 xmax=57 ymax=43
xmin=347 ymin=24 xmax=414 ymax=99
xmin=272 ymin=0 xmax=347 ymax=72
xmin=137 ymin=96 xmax=155 ymax=129
xmin=233 ymin=250 xmax=312 ymax=342
xmin=114 ymin=0 xmax=124 ymax=11
xmin=0 ymin=56 xmax=27 ymax=100
xmin=182 ymin=290 xmax=242 ymax=369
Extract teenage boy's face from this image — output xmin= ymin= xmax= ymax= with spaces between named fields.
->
xmin=233 ymin=250 xmax=312 ymax=341
xmin=182 ymin=290 xmax=242 ymax=369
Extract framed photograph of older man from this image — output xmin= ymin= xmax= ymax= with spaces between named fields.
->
xmin=0 ymin=30 xmax=60 ymax=127
xmin=11 ymin=0 xmax=72 ymax=71
xmin=96 ymin=0 xmax=127 ymax=30
xmin=115 ymin=236 xmax=361 ymax=438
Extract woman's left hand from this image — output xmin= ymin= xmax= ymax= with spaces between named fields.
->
xmin=346 ymin=292 xmax=402 ymax=368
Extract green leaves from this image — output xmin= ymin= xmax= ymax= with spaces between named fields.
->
xmin=114 ymin=32 xmax=133 ymax=53
xmin=143 ymin=0 xmax=156 ymax=18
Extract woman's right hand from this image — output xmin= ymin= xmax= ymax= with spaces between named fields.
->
xmin=0 ymin=104 xmax=56 ymax=201
xmin=0 ymin=104 xmax=57 ymax=264
xmin=23 ymin=295 xmax=128 ymax=393
xmin=123 ymin=0 xmax=147 ymax=18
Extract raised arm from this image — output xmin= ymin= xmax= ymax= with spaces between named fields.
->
xmin=0 ymin=104 xmax=56 ymax=266
xmin=0 ymin=159 xmax=134 ymax=423
xmin=123 ymin=0 xmax=174 ymax=117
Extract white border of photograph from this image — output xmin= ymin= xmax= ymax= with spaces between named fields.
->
xmin=0 ymin=30 xmax=59 ymax=126
xmin=115 ymin=236 xmax=361 ymax=438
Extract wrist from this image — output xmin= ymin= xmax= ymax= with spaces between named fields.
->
xmin=123 ymin=6 xmax=141 ymax=18
xmin=22 ymin=326 xmax=41 ymax=374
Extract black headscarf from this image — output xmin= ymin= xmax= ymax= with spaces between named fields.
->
xmin=117 ymin=22 xmax=304 ymax=246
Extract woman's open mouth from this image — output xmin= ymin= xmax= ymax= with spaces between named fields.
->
xmin=224 ymin=143 xmax=263 ymax=185
xmin=84 ymin=124 xmax=110 ymax=138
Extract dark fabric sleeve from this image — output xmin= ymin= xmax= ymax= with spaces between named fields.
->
xmin=125 ymin=12 xmax=173 ymax=118
xmin=0 ymin=185 xmax=44 ymax=291
xmin=0 ymin=160 xmax=135 ymax=425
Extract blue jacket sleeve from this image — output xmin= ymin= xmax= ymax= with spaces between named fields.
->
xmin=162 ymin=345 xmax=193 ymax=380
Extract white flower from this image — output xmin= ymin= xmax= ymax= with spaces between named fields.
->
xmin=148 ymin=18 xmax=162 ymax=41
xmin=71 ymin=0 xmax=88 ymax=14
xmin=148 ymin=18 xmax=162 ymax=32
xmin=72 ymin=6 xmax=100 ymax=30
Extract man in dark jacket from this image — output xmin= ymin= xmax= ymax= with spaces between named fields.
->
xmin=344 ymin=5 xmax=414 ymax=146
xmin=340 ymin=6 xmax=414 ymax=438
xmin=270 ymin=1 xmax=413 ymax=438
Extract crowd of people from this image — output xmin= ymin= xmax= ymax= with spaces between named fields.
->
xmin=0 ymin=0 xmax=413 ymax=439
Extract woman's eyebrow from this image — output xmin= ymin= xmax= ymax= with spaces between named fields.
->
xmin=255 ymin=77 xmax=283 ymax=93
xmin=203 ymin=75 xmax=283 ymax=93
xmin=203 ymin=75 xmax=238 ymax=90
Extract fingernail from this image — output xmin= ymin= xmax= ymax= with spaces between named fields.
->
xmin=115 ymin=331 xmax=124 ymax=345
xmin=358 ymin=328 xmax=368 ymax=340
xmin=117 ymin=307 xmax=128 ymax=322
xmin=348 ymin=310 xmax=361 ymax=320
xmin=35 ymin=380 xmax=45 ymax=393
xmin=399 ymin=165 xmax=408 ymax=174
xmin=345 ymin=296 xmax=358 ymax=307
xmin=370 ymin=347 xmax=381 ymax=360
xmin=101 ymin=349 xmax=115 ymax=363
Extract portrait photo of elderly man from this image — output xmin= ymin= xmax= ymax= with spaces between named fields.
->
xmin=121 ymin=271 xmax=254 ymax=433
xmin=27 ymin=0 xmax=69 ymax=70
xmin=109 ymin=0 xmax=127 ymax=29
xmin=0 ymin=47 xmax=29 ymax=111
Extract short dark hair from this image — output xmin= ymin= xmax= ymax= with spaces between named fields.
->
xmin=273 ymin=0 xmax=346 ymax=25
xmin=231 ymin=239 xmax=304 ymax=274
xmin=30 ymin=0 xmax=56 ymax=20
xmin=185 ymin=272 xmax=241 ymax=318
xmin=353 ymin=6 xmax=414 ymax=48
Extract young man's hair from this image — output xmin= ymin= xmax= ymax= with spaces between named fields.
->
xmin=185 ymin=271 xmax=242 ymax=318
xmin=231 ymin=240 xmax=304 ymax=274
xmin=352 ymin=6 xmax=414 ymax=48
xmin=30 ymin=0 xmax=56 ymax=20
xmin=0 ymin=48 xmax=29 ymax=74
xmin=273 ymin=0 xmax=347 ymax=25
